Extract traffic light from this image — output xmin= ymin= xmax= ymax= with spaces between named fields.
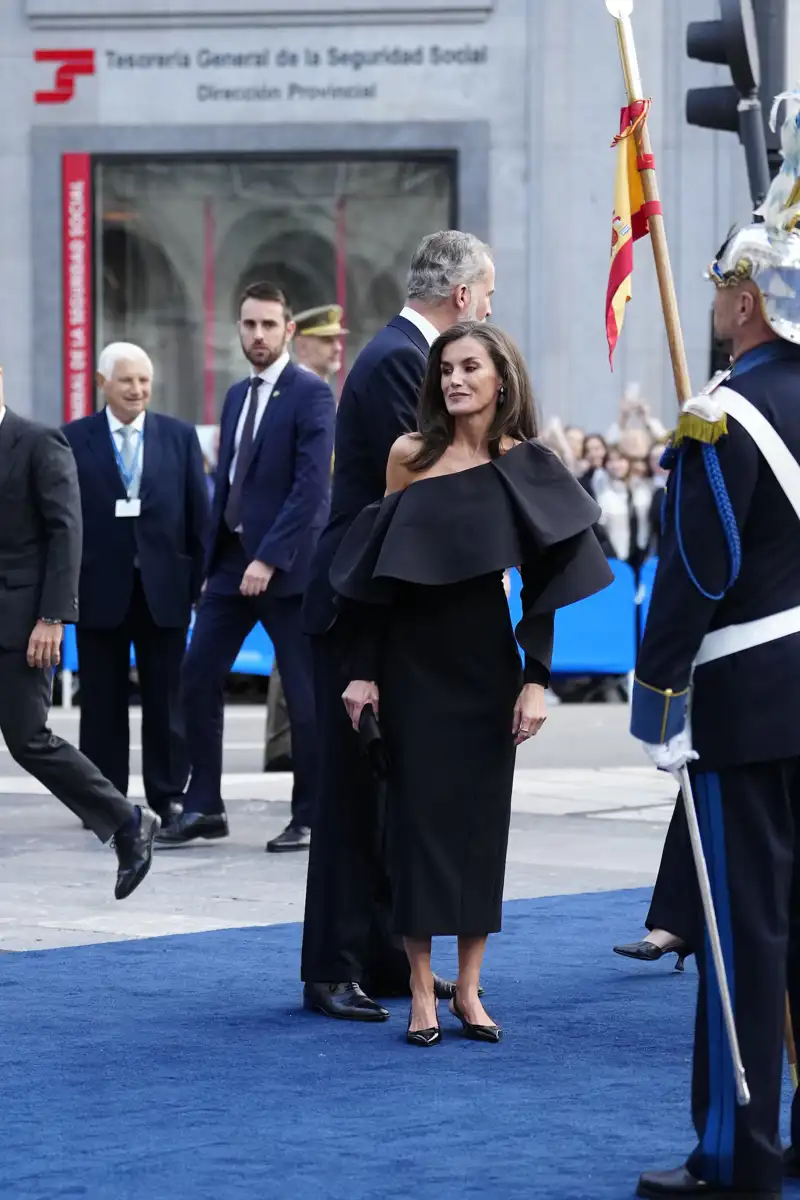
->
xmin=686 ymin=0 xmax=770 ymax=205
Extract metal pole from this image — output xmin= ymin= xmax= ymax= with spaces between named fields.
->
xmin=738 ymin=94 xmax=772 ymax=207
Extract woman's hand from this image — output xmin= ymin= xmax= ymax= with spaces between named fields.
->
xmin=512 ymin=683 xmax=547 ymax=745
xmin=342 ymin=680 xmax=380 ymax=731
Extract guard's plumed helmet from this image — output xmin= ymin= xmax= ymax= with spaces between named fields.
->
xmin=709 ymin=90 xmax=800 ymax=345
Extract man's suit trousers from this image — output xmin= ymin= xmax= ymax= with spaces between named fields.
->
xmin=0 ymin=646 xmax=134 ymax=841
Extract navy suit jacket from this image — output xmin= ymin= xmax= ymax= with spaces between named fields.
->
xmin=303 ymin=314 xmax=429 ymax=635
xmin=63 ymin=409 xmax=209 ymax=630
xmin=208 ymin=360 xmax=335 ymax=598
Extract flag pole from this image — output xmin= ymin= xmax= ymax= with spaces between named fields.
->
xmin=606 ymin=0 xmax=693 ymax=405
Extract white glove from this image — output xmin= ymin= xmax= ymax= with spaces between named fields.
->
xmin=643 ymin=728 xmax=698 ymax=777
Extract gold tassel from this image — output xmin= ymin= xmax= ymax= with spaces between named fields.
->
xmin=672 ymin=411 xmax=728 ymax=447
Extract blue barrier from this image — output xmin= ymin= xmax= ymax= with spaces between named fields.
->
xmin=60 ymin=619 xmax=275 ymax=678
xmin=508 ymin=559 xmax=637 ymax=675
xmin=637 ymin=556 xmax=658 ymax=632
xmin=61 ymin=558 xmax=646 ymax=683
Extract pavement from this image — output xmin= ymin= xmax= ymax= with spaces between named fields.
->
xmin=0 ymin=703 xmax=674 ymax=953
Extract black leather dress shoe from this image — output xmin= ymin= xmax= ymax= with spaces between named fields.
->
xmin=303 ymin=982 xmax=390 ymax=1021
xmin=154 ymin=811 xmax=229 ymax=846
xmin=266 ymin=823 xmax=310 ymax=853
xmin=113 ymin=808 xmax=161 ymax=900
xmin=433 ymin=975 xmax=485 ymax=1000
xmin=637 ymin=1165 xmax=779 ymax=1197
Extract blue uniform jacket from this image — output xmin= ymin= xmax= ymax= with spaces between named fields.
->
xmin=63 ymin=409 xmax=209 ymax=630
xmin=631 ymin=342 xmax=800 ymax=769
xmin=207 ymin=360 xmax=335 ymax=599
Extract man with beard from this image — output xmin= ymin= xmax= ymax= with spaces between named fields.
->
xmin=301 ymin=230 xmax=496 ymax=1020
xmin=158 ymin=282 xmax=335 ymax=852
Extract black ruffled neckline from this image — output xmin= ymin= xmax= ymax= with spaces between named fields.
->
xmin=330 ymin=439 xmax=611 ymax=620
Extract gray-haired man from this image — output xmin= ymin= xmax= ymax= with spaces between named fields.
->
xmin=301 ymin=230 xmax=495 ymax=1020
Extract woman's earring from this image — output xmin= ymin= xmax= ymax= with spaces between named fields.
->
xmin=498 ymin=386 xmax=506 ymax=407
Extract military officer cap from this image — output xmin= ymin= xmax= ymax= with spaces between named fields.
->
xmin=294 ymin=304 xmax=348 ymax=338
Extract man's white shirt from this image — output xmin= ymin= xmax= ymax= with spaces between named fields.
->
xmin=228 ymin=351 xmax=291 ymax=485
xmin=106 ymin=406 xmax=145 ymax=477
xmin=399 ymin=306 xmax=439 ymax=349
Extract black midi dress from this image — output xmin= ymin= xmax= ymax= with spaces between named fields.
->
xmin=330 ymin=440 xmax=612 ymax=939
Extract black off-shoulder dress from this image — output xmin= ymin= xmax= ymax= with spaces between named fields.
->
xmin=330 ymin=440 xmax=611 ymax=939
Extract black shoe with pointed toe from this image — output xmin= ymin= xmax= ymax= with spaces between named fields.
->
xmin=613 ymin=938 xmax=691 ymax=972
xmin=637 ymin=1165 xmax=779 ymax=1198
xmin=406 ymin=1005 xmax=441 ymax=1047
xmin=303 ymin=982 xmax=390 ymax=1022
xmin=449 ymin=991 xmax=502 ymax=1043
xmin=113 ymin=807 xmax=161 ymax=900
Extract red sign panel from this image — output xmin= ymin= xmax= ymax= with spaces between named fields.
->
xmin=35 ymin=49 xmax=95 ymax=105
xmin=62 ymin=154 xmax=93 ymax=423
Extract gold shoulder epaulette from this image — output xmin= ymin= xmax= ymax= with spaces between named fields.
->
xmin=672 ymin=411 xmax=728 ymax=448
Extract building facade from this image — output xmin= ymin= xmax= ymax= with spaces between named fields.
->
xmin=1 ymin=0 xmax=791 ymax=430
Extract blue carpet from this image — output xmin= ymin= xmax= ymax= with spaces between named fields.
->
xmin=0 ymin=889 xmax=796 ymax=1200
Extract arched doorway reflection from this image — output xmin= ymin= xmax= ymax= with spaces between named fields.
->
xmin=100 ymin=226 xmax=195 ymax=420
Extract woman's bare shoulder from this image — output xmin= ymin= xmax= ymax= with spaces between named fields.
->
xmin=389 ymin=432 xmax=422 ymax=461
xmin=499 ymin=436 xmax=525 ymax=455
xmin=386 ymin=433 xmax=422 ymax=493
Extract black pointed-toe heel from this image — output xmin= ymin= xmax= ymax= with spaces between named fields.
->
xmin=449 ymin=992 xmax=502 ymax=1043
xmin=406 ymin=1006 xmax=441 ymax=1047
xmin=613 ymin=939 xmax=692 ymax=973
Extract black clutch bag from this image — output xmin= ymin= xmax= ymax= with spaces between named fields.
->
xmin=358 ymin=704 xmax=390 ymax=780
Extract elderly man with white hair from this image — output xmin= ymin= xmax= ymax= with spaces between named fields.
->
xmin=63 ymin=342 xmax=209 ymax=827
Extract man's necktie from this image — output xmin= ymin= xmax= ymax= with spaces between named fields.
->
xmin=117 ymin=425 xmax=142 ymax=498
xmin=225 ymin=377 xmax=263 ymax=532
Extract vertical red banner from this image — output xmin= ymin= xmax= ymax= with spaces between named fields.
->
xmin=62 ymin=153 xmax=93 ymax=423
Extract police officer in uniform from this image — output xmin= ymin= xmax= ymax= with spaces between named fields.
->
xmin=263 ymin=305 xmax=347 ymax=777
xmin=629 ymin=113 xmax=800 ymax=1198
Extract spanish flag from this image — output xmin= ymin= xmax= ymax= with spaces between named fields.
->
xmin=606 ymin=100 xmax=661 ymax=366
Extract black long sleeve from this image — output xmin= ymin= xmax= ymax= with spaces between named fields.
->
xmin=519 ymin=565 xmax=555 ymax=687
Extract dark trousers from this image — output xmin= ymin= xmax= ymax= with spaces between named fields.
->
xmin=265 ymin=662 xmax=292 ymax=766
xmin=181 ymin=545 xmax=316 ymax=828
xmin=300 ymin=628 xmax=408 ymax=990
xmin=0 ymin=646 xmax=134 ymax=842
xmin=647 ymin=763 xmax=797 ymax=1191
xmin=76 ymin=575 xmax=189 ymax=816
xmin=646 ymin=797 xmax=701 ymax=948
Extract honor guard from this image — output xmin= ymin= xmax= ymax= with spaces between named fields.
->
xmin=631 ymin=96 xmax=800 ymax=1199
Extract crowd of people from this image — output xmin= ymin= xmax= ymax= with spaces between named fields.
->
xmin=539 ymin=387 xmax=670 ymax=568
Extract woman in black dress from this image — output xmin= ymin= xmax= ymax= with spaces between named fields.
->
xmin=331 ymin=323 xmax=611 ymax=1045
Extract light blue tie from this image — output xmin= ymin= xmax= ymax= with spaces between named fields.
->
xmin=118 ymin=426 xmax=142 ymax=498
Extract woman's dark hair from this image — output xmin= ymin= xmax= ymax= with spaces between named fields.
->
xmin=408 ymin=321 xmax=538 ymax=472
xmin=583 ymin=432 xmax=607 ymax=457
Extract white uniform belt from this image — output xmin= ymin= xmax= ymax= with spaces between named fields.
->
xmin=692 ymin=385 xmax=800 ymax=669
xmin=695 ymin=604 xmax=800 ymax=667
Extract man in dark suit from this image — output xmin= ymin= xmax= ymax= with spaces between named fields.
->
xmin=158 ymin=281 xmax=335 ymax=852
xmin=63 ymin=343 xmax=209 ymax=826
xmin=0 ymin=372 xmax=160 ymax=898
xmin=301 ymin=230 xmax=496 ymax=1019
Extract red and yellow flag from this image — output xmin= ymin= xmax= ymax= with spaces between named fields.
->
xmin=606 ymin=100 xmax=661 ymax=366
